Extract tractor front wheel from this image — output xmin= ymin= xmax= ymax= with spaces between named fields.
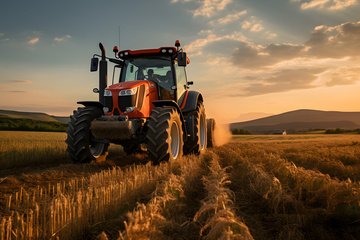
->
xmin=66 ymin=107 xmax=109 ymax=163
xmin=184 ymin=103 xmax=207 ymax=155
xmin=146 ymin=107 xmax=184 ymax=164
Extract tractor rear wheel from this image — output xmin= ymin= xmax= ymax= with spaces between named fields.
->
xmin=66 ymin=107 xmax=109 ymax=163
xmin=146 ymin=107 xmax=183 ymax=164
xmin=184 ymin=103 xmax=207 ymax=155
xmin=207 ymin=118 xmax=216 ymax=148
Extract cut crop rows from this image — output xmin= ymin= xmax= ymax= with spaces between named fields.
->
xmin=214 ymin=140 xmax=360 ymax=239
xmin=1 ymin=134 xmax=359 ymax=239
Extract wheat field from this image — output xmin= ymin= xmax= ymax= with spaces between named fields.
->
xmin=0 ymin=131 xmax=68 ymax=169
xmin=0 ymin=132 xmax=359 ymax=239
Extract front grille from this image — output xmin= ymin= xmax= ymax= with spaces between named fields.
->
xmin=118 ymin=94 xmax=137 ymax=112
xmin=114 ymin=108 xmax=120 ymax=115
xmin=104 ymin=96 xmax=113 ymax=112
xmin=137 ymin=85 xmax=145 ymax=110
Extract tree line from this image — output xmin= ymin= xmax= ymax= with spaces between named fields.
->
xmin=325 ymin=128 xmax=360 ymax=134
xmin=232 ymin=128 xmax=251 ymax=135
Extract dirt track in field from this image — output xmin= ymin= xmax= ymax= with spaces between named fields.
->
xmin=0 ymin=153 xmax=150 ymax=214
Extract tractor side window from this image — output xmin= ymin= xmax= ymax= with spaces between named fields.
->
xmin=175 ymin=61 xmax=187 ymax=106
xmin=120 ymin=62 xmax=139 ymax=82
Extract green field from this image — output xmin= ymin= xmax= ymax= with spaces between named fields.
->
xmin=0 ymin=117 xmax=68 ymax=132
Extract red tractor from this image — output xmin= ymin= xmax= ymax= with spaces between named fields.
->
xmin=66 ymin=40 xmax=215 ymax=164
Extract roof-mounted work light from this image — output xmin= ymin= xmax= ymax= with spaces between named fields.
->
xmin=175 ymin=40 xmax=180 ymax=51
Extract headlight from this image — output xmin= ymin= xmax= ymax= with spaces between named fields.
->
xmin=119 ymin=51 xmax=129 ymax=58
xmin=119 ymin=87 xmax=138 ymax=96
xmin=125 ymin=106 xmax=136 ymax=113
xmin=104 ymin=90 xmax=112 ymax=96
xmin=103 ymin=107 xmax=110 ymax=113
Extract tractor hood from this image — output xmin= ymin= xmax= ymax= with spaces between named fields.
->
xmin=103 ymin=80 xmax=159 ymax=118
xmin=106 ymin=80 xmax=156 ymax=93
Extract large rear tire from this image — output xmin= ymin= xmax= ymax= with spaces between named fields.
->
xmin=66 ymin=107 xmax=109 ymax=163
xmin=184 ymin=103 xmax=207 ymax=155
xmin=207 ymin=118 xmax=216 ymax=148
xmin=146 ymin=107 xmax=184 ymax=164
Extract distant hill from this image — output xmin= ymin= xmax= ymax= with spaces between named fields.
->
xmin=0 ymin=109 xmax=69 ymax=124
xmin=51 ymin=116 xmax=70 ymax=124
xmin=230 ymin=109 xmax=360 ymax=134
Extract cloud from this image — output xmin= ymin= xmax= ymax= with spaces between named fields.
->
xmin=301 ymin=0 xmax=330 ymax=9
xmin=232 ymin=42 xmax=305 ymax=68
xmin=171 ymin=0 xmax=192 ymax=2
xmin=305 ymin=21 xmax=360 ymax=58
xmin=54 ymin=35 xmax=72 ymax=42
xmin=185 ymin=30 xmax=247 ymax=56
xmin=330 ymin=0 xmax=358 ymax=9
xmin=241 ymin=17 xmax=264 ymax=32
xmin=171 ymin=0 xmax=232 ymax=17
xmin=28 ymin=37 xmax=39 ymax=44
xmin=266 ymin=31 xmax=278 ymax=39
xmin=294 ymin=0 xmax=358 ymax=10
xmin=231 ymin=68 xmax=326 ymax=96
xmin=225 ymin=21 xmax=360 ymax=96
xmin=324 ymin=67 xmax=360 ymax=86
xmin=216 ymin=10 xmax=247 ymax=24
xmin=4 ymin=90 xmax=30 ymax=93
xmin=232 ymin=21 xmax=360 ymax=68
xmin=9 ymin=80 xmax=33 ymax=84
xmin=0 ymin=33 xmax=4 ymax=36
xmin=173 ymin=0 xmax=232 ymax=17
xmin=194 ymin=0 xmax=232 ymax=17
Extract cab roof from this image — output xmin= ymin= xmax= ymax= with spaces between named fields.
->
xmin=118 ymin=47 xmax=177 ymax=59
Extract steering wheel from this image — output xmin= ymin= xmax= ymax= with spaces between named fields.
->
xmin=147 ymin=75 xmax=161 ymax=84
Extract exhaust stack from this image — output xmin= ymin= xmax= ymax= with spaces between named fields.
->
xmin=99 ymin=43 xmax=107 ymax=106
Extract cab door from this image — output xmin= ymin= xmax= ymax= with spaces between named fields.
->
xmin=174 ymin=61 xmax=187 ymax=106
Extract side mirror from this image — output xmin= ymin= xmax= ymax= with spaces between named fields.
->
xmin=90 ymin=57 xmax=99 ymax=72
xmin=178 ymin=52 xmax=187 ymax=67
xmin=187 ymin=81 xmax=193 ymax=89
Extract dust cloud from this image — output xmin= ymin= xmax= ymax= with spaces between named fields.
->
xmin=212 ymin=119 xmax=232 ymax=147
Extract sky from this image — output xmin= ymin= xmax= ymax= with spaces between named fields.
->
xmin=1 ymin=0 xmax=360 ymax=123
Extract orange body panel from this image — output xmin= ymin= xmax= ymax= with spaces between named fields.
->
xmin=104 ymin=80 xmax=159 ymax=118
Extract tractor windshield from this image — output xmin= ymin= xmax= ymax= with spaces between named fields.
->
xmin=120 ymin=56 xmax=175 ymax=100
xmin=120 ymin=56 xmax=172 ymax=83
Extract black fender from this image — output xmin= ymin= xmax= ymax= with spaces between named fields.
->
xmin=152 ymin=100 xmax=188 ymax=142
xmin=77 ymin=101 xmax=104 ymax=112
xmin=181 ymin=91 xmax=203 ymax=114
xmin=181 ymin=91 xmax=204 ymax=142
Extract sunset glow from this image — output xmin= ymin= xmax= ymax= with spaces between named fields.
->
xmin=0 ymin=0 xmax=359 ymax=123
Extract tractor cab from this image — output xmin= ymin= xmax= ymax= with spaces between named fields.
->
xmin=91 ymin=41 xmax=191 ymax=119
xmin=119 ymin=55 xmax=183 ymax=102
xmin=116 ymin=46 xmax=190 ymax=107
